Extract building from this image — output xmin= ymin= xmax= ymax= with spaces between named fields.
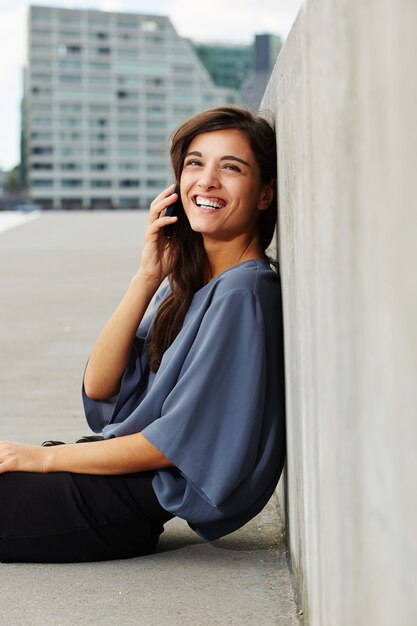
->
xmin=23 ymin=6 xmax=231 ymax=210
xmin=192 ymin=42 xmax=251 ymax=92
xmin=240 ymin=34 xmax=282 ymax=109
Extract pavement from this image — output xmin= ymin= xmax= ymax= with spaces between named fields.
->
xmin=0 ymin=211 xmax=300 ymax=626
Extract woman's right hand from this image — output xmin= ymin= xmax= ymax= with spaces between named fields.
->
xmin=136 ymin=184 xmax=179 ymax=288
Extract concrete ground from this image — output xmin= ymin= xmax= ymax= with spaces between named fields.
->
xmin=0 ymin=211 xmax=299 ymax=626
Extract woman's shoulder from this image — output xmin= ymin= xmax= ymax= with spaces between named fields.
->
xmin=211 ymin=259 xmax=281 ymax=300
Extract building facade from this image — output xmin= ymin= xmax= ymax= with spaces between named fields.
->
xmin=240 ymin=34 xmax=282 ymax=109
xmin=192 ymin=42 xmax=251 ymax=91
xmin=23 ymin=6 xmax=231 ymax=209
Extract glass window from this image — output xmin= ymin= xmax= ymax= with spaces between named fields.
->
xmin=91 ymin=180 xmax=112 ymax=188
xmin=61 ymin=179 xmax=83 ymax=188
xmin=61 ymin=45 xmax=82 ymax=54
xmin=146 ymin=134 xmax=166 ymax=142
xmin=119 ymin=198 xmax=139 ymax=208
xmin=90 ymin=163 xmax=108 ymax=171
xmin=59 ymin=74 xmax=82 ymax=83
xmin=116 ymin=91 xmax=138 ymax=100
xmin=60 ymin=163 xmax=82 ymax=171
xmin=141 ymin=20 xmax=158 ymax=32
xmin=62 ymin=198 xmax=83 ymax=209
xmin=117 ymin=76 xmax=139 ymax=87
xmin=89 ymin=75 xmax=110 ymax=85
xmin=32 ymin=59 xmax=52 ymax=69
xmin=90 ymin=198 xmax=113 ymax=209
xmin=118 ymin=148 xmax=140 ymax=157
xmin=147 ymin=148 xmax=165 ymax=157
xmin=32 ymin=117 xmax=52 ymax=126
xmin=147 ymin=179 xmax=166 ymax=187
xmin=118 ymin=20 xmax=138 ymax=28
xmin=32 ymin=74 xmax=51 ymax=82
xmin=146 ymin=92 xmax=166 ymax=101
xmin=59 ymin=17 xmax=81 ymax=26
xmin=89 ymin=62 xmax=111 ymax=71
xmin=31 ymin=103 xmax=52 ymax=113
xmin=31 ymin=147 xmax=53 ymax=155
xmin=119 ymin=179 xmax=139 ymax=187
xmin=90 ymin=148 xmax=109 ymax=156
xmin=89 ymin=91 xmax=113 ymax=101
xmin=59 ymin=60 xmax=82 ymax=70
xmin=113 ymin=63 xmax=137 ymax=74
xmin=30 ymin=45 xmax=51 ymax=55
xmin=90 ymin=133 xmax=109 ymax=141
xmin=60 ymin=148 xmax=79 ymax=156
xmin=118 ymin=162 xmax=138 ymax=170
xmin=32 ymin=179 xmax=53 ymax=187
xmin=32 ymin=12 xmax=51 ymax=23
xmin=146 ymin=120 xmax=166 ymax=128
xmin=118 ymin=106 xmax=138 ymax=115
xmin=32 ymin=163 xmax=53 ymax=170
xmin=89 ymin=105 xmax=111 ymax=113
xmin=60 ymin=104 xmax=82 ymax=112
xmin=60 ymin=118 xmax=82 ymax=127
xmin=142 ymin=64 xmax=168 ymax=75
xmin=90 ymin=118 xmax=109 ymax=127
xmin=119 ymin=134 xmax=137 ymax=142
xmin=31 ymin=87 xmax=52 ymax=96
xmin=59 ymin=30 xmax=79 ymax=38
xmin=144 ymin=35 xmax=164 ymax=44
xmin=60 ymin=132 xmax=82 ymax=140
xmin=31 ymin=132 xmax=53 ymax=141
xmin=173 ymin=93 xmax=194 ymax=102
xmin=118 ymin=119 xmax=138 ymax=128
xmin=90 ymin=32 xmax=109 ymax=40
xmin=172 ymin=64 xmax=193 ymax=74
xmin=146 ymin=77 xmax=165 ymax=87
xmin=118 ymin=49 xmax=138 ymax=58
xmin=57 ymin=91 xmax=84 ymax=101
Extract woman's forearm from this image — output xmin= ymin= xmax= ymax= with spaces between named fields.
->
xmin=0 ymin=435 xmax=174 ymax=475
xmin=83 ymin=273 xmax=158 ymax=400
xmin=44 ymin=434 xmax=173 ymax=475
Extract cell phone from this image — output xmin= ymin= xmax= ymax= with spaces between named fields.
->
xmin=164 ymin=184 xmax=182 ymax=237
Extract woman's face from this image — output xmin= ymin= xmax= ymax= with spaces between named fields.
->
xmin=179 ymin=129 xmax=273 ymax=244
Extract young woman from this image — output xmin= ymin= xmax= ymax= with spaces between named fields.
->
xmin=0 ymin=106 xmax=286 ymax=563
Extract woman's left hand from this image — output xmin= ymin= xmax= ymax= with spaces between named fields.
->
xmin=0 ymin=441 xmax=49 ymax=474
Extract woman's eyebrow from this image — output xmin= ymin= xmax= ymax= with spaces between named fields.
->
xmin=220 ymin=155 xmax=250 ymax=167
xmin=184 ymin=151 xmax=250 ymax=168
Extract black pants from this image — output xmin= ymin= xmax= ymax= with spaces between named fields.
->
xmin=0 ymin=470 xmax=173 ymax=563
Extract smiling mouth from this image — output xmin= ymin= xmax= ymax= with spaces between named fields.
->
xmin=193 ymin=195 xmax=226 ymax=210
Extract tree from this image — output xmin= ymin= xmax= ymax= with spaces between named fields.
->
xmin=4 ymin=166 xmax=21 ymax=193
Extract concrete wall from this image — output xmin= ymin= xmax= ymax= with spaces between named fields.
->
xmin=261 ymin=1 xmax=417 ymax=624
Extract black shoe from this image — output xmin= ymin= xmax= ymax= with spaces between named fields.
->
xmin=41 ymin=440 xmax=66 ymax=447
xmin=75 ymin=435 xmax=105 ymax=444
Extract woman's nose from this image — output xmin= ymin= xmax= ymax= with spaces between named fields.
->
xmin=197 ymin=165 xmax=220 ymax=190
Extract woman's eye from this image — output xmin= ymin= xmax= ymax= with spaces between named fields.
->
xmin=184 ymin=159 xmax=202 ymax=167
xmin=223 ymin=164 xmax=241 ymax=172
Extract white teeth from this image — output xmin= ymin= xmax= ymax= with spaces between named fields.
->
xmin=195 ymin=195 xmax=225 ymax=209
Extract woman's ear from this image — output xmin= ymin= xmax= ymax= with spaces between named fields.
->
xmin=258 ymin=179 xmax=276 ymax=211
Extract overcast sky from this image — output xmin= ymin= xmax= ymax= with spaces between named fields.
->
xmin=0 ymin=0 xmax=304 ymax=171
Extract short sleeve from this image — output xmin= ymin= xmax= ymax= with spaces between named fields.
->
xmin=141 ymin=289 xmax=267 ymax=508
xmin=82 ymin=285 xmax=170 ymax=432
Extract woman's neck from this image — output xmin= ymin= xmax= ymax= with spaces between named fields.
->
xmin=204 ymin=235 xmax=265 ymax=281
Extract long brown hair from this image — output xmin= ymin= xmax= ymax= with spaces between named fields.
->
xmin=148 ymin=105 xmax=277 ymax=371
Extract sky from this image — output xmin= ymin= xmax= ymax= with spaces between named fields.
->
xmin=0 ymin=0 xmax=304 ymax=171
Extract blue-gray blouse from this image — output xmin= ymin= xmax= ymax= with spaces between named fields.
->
xmin=82 ymin=259 xmax=286 ymax=540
